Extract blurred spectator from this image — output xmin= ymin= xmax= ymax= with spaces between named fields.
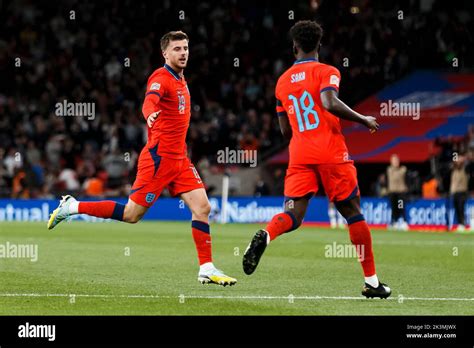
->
xmin=26 ymin=140 xmax=41 ymax=165
xmin=12 ymin=168 xmax=28 ymax=198
xmin=83 ymin=176 xmax=105 ymax=197
xmin=4 ymin=148 xmax=22 ymax=178
xmin=58 ymin=167 xmax=80 ymax=193
xmin=450 ymin=155 xmax=468 ymax=231
xmin=374 ymin=173 xmax=388 ymax=197
xmin=103 ymin=148 xmax=127 ymax=190
xmin=422 ymin=176 xmax=440 ymax=199
xmin=254 ymin=175 xmax=270 ymax=197
xmin=271 ymin=168 xmax=285 ymax=196
xmin=45 ymin=135 xmax=64 ymax=169
xmin=387 ymin=154 xmax=409 ymax=230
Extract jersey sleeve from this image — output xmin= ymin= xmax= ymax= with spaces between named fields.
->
xmin=142 ymin=74 xmax=167 ymax=119
xmin=276 ymin=98 xmax=287 ymax=117
xmin=319 ymin=65 xmax=341 ymax=94
xmin=275 ymin=82 xmax=288 ymax=118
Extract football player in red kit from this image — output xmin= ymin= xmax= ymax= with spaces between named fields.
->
xmin=243 ymin=21 xmax=391 ymax=298
xmin=48 ymin=31 xmax=236 ymax=287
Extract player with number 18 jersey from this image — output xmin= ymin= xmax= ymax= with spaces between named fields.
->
xmin=275 ymin=58 xmax=358 ymax=202
xmin=243 ymin=20 xmax=390 ymax=300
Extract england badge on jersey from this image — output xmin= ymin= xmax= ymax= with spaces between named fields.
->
xmin=145 ymin=193 xmax=156 ymax=203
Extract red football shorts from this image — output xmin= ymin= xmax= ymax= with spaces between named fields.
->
xmin=284 ymin=161 xmax=359 ymax=202
xmin=129 ymin=145 xmax=204 ymax=207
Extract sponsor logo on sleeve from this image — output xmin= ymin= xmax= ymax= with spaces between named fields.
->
xmin=329 ymin=75 xmax=340 ymax=87
xmin=150 ymin=82 xmax=161 ymax=91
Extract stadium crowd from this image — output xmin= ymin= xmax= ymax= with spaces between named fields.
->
xmin=0 ymin=0 xmax=473 ymax=198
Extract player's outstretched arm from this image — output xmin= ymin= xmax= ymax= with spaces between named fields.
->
xmin=321 ymin=89 xmax=379 ymax=133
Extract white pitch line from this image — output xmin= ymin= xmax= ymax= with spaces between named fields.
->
xmin=373 ymin=240 xmax=474 ymax=246
xmin=0 ymin=293 xmax=473 ymax=301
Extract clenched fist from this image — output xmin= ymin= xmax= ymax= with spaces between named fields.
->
xmin=147 ymin=110 xmax=161 ymax=128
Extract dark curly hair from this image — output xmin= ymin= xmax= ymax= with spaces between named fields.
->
xmin=290 ymin=20 xmax=323 ymax=54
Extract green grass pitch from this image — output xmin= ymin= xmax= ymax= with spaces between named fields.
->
xmin=0 ymin=221 xmax=473 ymax=315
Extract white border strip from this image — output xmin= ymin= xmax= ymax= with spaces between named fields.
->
xmin=0 ymin=293 xmax=473 ymax=301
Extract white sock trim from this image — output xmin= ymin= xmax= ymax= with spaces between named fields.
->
xmin=365 ymin=274 xmax=379 ymax=288
xmin=69 ymin=201 xmax=79 ymax=214
xmin=263 ymin=229 xmax=270 ymax=245
xmin=199 ymin=262 xmax=215 ymax=272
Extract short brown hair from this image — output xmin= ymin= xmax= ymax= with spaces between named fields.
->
xmin=160 ymin=31 xmax=189 ymax=51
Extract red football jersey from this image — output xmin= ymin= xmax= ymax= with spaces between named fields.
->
xmin=275 ymin=58 xmax=349 ymax=165
xmin=142 ymin=64 xmax=191 ymax=159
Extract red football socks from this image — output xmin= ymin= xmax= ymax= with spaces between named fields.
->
xmin=266 ymin=212 xmax=298 ymax=241
xmin=347 ymin=214 xmax=376 ymax=277
xmin=78 ymin=201 xmax=125 ymax=221
xmin=191 ymin=220 xmax=212 ymax=265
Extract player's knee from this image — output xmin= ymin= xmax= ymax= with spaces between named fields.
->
xmin=123 ymin=214 xmax=138 ymax=223
xmin=337 ymin=206 xmax=359 ymax=220
xmin=123 ymin=205 xmax=142 ymax=224
xmin=200 ymin=201 xmax=212 ymax=216
xmin=335 ymin=199 xmax=360 ymax=220
xmin=126 ymin=215 xmax=140 ymax=224
xmin=192 ymin=201 xmax=211 ymax=219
